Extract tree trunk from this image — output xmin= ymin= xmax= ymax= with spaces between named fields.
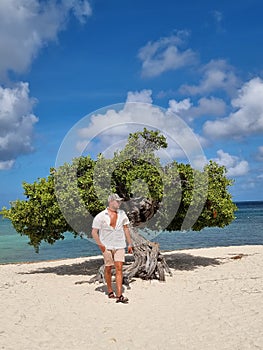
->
xmin=123 ymin=225 xmax=172 ymax=283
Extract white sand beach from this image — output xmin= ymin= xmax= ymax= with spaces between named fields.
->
xmin=0 ymin=245 xmax=262 ymax=350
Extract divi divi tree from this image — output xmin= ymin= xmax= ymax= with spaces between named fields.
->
xmin=1 ymin=129 xmax=237 ymax=282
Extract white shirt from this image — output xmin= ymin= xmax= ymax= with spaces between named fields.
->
xmin=92 ymin=208 xmax=130 ymax=249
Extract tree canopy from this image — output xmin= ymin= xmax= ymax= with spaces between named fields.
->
xmin=1 ymin=129 xmax=237 ymax=252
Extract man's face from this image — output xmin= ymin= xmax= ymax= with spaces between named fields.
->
xmin=109 ymin=199 xmax=122 ymax=211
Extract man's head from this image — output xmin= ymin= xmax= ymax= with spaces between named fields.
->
xmin=108 ymin=193 xmax=124 ymax=203
xmin=108 ymin=193 xmax=124 ymax=211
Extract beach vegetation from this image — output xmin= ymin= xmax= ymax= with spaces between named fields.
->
xmin=1 ymin=129 xmax=237 ymax=255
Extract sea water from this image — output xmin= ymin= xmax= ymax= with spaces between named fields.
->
xmin=0 ymin=201 xmax=262 ymax=264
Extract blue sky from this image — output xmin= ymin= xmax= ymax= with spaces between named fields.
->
xmin=1 ymin=0 xmax=263 ymax=209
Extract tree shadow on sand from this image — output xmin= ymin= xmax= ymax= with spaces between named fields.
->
xmin=19 ymin=257 xmax=104 ymax=277
xmin=163 ymin=252 xmax=221 ymax=271
xmin=19 ymin=252 xmax=221 ymax=281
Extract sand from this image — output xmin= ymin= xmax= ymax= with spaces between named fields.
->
xmin=0 ymin=245 xmax=262 ymax=350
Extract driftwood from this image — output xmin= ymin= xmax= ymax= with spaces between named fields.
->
xmin=123 ymin=225 xmax=172 ymax=283
xmin=88 ymin=197 xmax=172 ymax=286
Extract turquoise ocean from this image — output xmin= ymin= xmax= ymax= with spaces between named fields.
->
xmin=0 ymin=201 xmax=262 ymax=264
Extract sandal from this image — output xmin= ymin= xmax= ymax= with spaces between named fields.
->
xmin=116 ymin=295 xmax=129 ymax=304
xmin=108 ymin=292 xmax=116 ymax=299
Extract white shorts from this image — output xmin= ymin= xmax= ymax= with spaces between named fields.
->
xmin=102 ymin=248 xmax=125 ymax=266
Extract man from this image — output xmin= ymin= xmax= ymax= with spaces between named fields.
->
xmin=91 ymin=193 xmax=133 ymax=303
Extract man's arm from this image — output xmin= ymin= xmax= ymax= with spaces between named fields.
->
xmin=91 ymin=228 xmax=106 ymax=252
xmin=123 ymin=225 xmax=133 ymax=254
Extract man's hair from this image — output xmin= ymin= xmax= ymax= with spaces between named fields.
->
xmin=108 ymin=193 xmax=124 ymax=202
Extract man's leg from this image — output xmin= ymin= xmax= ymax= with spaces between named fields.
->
xmin=104 ymin=265 xmax=113 ymax=294
xmin=114 ymin=261 xmax=123 ymax=298
xmin=102 ymin=250 xmax=115 ymax=295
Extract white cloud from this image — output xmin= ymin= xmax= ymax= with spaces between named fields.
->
xmin=256 ymin=146 xmax=263 ymax=161
xmin=0 ymin=82 xmax=38 ymax=168
xmin=0 ymin=160 xmax=15 ymax=170
xmin=76 ymin=90 xmax=207 ymax=169
xmin=241 ymin=181 xmax=255 ymax=190
xmin=126 ymin=90 xmax=153 ymax=104
xmin=180 ymin=59 xmax=239 ymax=96
xmin=168 ymin=96 xmax=226 ymax=122
xmin=212 ymin=10 xmax=223 ymax=24
xmin=203 ymin=77 xmax=263 ymax=139
xmin=0 ymin=0 xmax=92 ymax=169
xmin=0 ymin=0 xmax=92 ymax=79
xmin=239 ymin=171 xmax=263 ymax=194
xmin=212 ymin=149 xmax=249 ymax=177
xmin=168 ymin=98 xmax=192 ymax=114
xmin=196 ymin=97 xmax=226 ymax=114
xmin=71 ymin=0 xmax=92 ymax=23
xmin=138 ymin=31 xmax=198 ymax=78
xmin=189 ymin=97 xmax=226 ymax=121
xmin=211 ymin=10 xmax=225 ymax=33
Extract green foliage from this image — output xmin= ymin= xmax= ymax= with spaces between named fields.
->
xmin=165 ymin=161 xmax=237 ymax=231
xmin=123 ymin=128 xmax=168 ymax=156
xmin=1 ymin=129 xmax=237 ymax=251
xmin=1 ymin=176 xmax=70 ymax=252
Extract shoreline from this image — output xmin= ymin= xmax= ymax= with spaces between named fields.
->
xmin=0 ymin=252 xmax=104 ymax=266
xmin=1 ymin=245 xmax=262 ymax=350
xmin=1 ymin=243 xmax=263 ymax=266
